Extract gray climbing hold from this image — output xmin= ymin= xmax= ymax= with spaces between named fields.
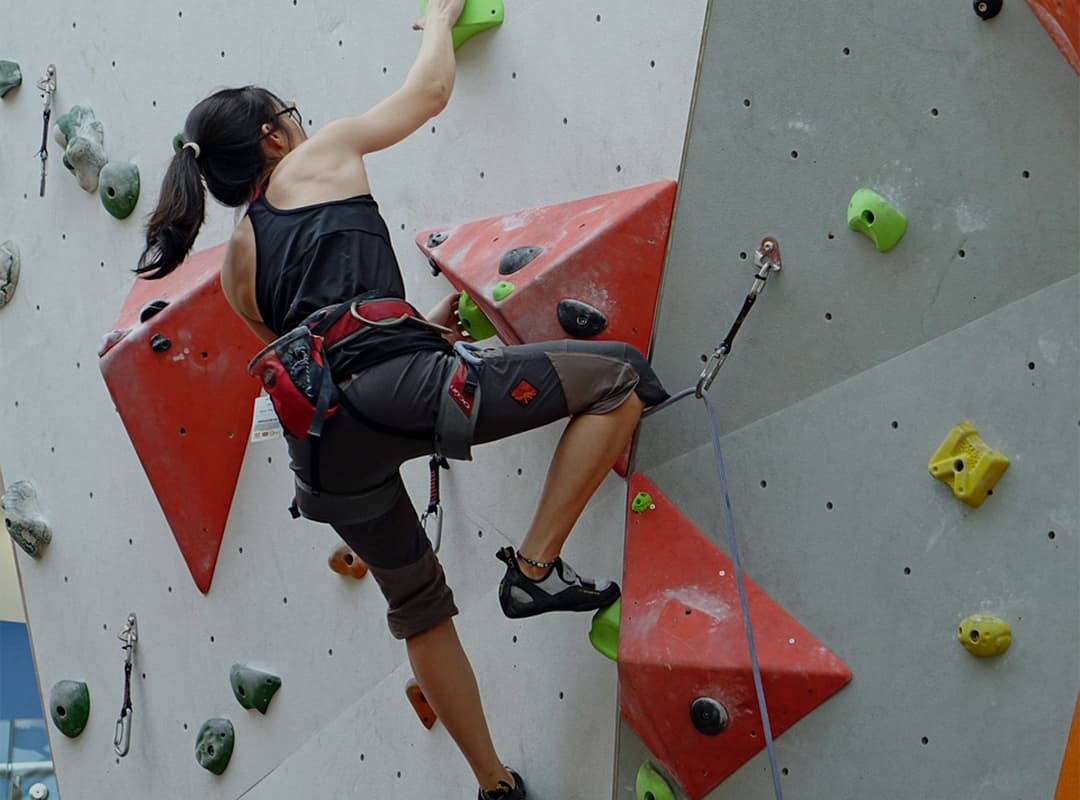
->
xmin=0 ymin=240 xmax=19 ymax=309
xmin=195 ymin=718 xmax=235 ymax=775
xmin=53 ymin=105 xmax=107 ymax=193
xmin=99 ymin=162 xmax=140 ymax=219
xmin=0 ymin=60 xmax=22 ymax=98
xmin=230 ymin=664 xmax=282 ymax=714
xmin=2 ymin=480 xmax=51 ymax=558
xmin=48 ymin=681 xmax=90 ymax=738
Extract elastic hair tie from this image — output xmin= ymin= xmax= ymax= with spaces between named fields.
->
xmin=182 ymin=141 xmax=201 ymax=159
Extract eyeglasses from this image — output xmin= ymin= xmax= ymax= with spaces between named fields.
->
xmin=275 ymin=105 xmax=302 ymax=128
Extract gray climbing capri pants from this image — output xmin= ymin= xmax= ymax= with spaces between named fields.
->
xmin=285 ymin=339 xmax=669 ymax=640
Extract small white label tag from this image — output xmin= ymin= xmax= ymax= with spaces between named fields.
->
xmin=250 ymin=394 xmax=282 ymax=442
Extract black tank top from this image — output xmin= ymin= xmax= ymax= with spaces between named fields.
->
xmin=247 ymin=192 xmax=450 ymax=374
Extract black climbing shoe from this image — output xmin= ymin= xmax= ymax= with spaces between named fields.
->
xmin=478 ymin=767 xmax=526 ymax=799
xmin=496 ymin=546 xmax=621 ymax=619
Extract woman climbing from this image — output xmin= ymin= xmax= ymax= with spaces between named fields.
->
xmin=135 ymin=2 xmax=668 ymax=797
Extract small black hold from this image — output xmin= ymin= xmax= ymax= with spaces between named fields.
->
xmin=557 ymin=299 xmax=607 ymax=338
xmin=690 ymin=697 xmax=729 ymax=736
xmin=428 ymin=257 xmax=441 ymax=277
xmin=426 ymin=231 xmax=448 ymax=248
xmin=150 ymin=333 xmax=171 ymax=353
xmin=140 ymin=298 xmax=170 ymax=323
xmin=973 ymin=0 xmax=1003 ymax=19
xmin=499 ymin=246 xmax=543 ymax=275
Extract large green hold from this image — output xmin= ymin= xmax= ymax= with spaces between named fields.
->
xmin=0 ymin=60 xmax=22 ymax=97
xmin=99 ymin=162 xmax=140 ymax=219
xmin=195 ymin=718 xmax=235 ymax=775
xmin=847 ymin=188 xmax=907 ymax=252
xmin=49 ymin=681 xmax=90 ymax=738
xmin=230 ymin=664 xmax=282 ymax=714
xmin=636 ymin=761 xmax=675 ymax=800
xmin=420 ymin=0 xmax=503 ymax=49
xmin=589 ymin=598 xmax=620 ymax=662
xmin=458 ymin=290 xmax=498 ymax=340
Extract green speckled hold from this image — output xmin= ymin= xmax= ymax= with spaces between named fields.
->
xmin=230 ymin=665 xmax=282 ymax=714
xmin=0 ymin=239 xmax=19 ymax=309
xmin=630 ymin=492 xmax=653 ymax=513
xmin=635 ymin=761 xmax=675 ymax=800
xmin=492 ymin=281 xmax=515 ymax=302
xmin=457 ymin=290 xmax=498 ymax=341
xmin=195 ymin=718 xmax=235 ymax=775
xmin=420 ymin=0 xmax=503 ymax=49
xmin=99 ymin=162 xmax=140 ymax=219
xmin=0 ymin=60 xmax=22 ymax=98
xmin=589 ymin=598 xmax=620 ymax=662
xmin=172 ymin=131 xmax=186 ymax=154
xmin=2 ymin=480 xmax=51 ymax=558
xmin=49 ymin=681 xmax=90 ymax=738
xmin=847 ymin=188 xmax=907 ymax=252
xmin=53 ymin=105 xmax=107 ymax=193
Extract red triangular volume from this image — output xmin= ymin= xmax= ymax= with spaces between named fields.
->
xmin=98 ymin=244 xmax=263 ymax=594
xmin=619 ymin=473 xmax=853 ymax=800
xmin=416 ymin=180 xmax=677 ymax=357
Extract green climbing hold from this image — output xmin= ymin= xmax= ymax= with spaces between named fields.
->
xmin=847 ymin=188 xmax=907 ymax=252
xmin=492 ymin=281 xmax=515 ymax=302
xmin=172 ymin=131 xmax=186 ymax=154
xmin=589 ymin=598 xmax=620 ymax=662
xmin=958 ymin=614 xmax=1012 ymax=657
xmin=458 ymin=290 xmax=498 ymax=340
xmin=53 ymin=105 xmax=108 ymax=193
xmin=0 ymin=60 xmax=22 ymax=98
xmin=230 ymin=664 xmax=282 ymax=715
xmin=635 ymin=761 xmax=675 ymax=800
xmin=195 ymin=718 xmax=235 ymax=775
xmin=99 ymin=162 xmax=140 ymax=220
xmin=631 ymin=492 xmax=653 ymax=513
xmin=420 ymin=0 xmax=504 ymax=50
xmin=49 ymin=681 xmax=90 ymax=738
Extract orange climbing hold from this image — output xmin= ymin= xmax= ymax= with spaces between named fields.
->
xmin=1055 ymin=690 xmax=1080 ymax=800
xmin=618 ymin=473 xmax=852 ymax=800
xmin=328 ymin=544 xmax=368 ymax=579
xmin=416 ymin=180 xmax=676 ymax=357
xmin=98 ymin=243 xmax=263 ymax=594
xmin=406 ymin=678 xmax=438 ymax=730
xmin=1026 ymin=0 xmax=1080 ymax=75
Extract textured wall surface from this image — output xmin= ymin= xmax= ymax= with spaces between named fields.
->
xmin=0 ymin=2 xmax=706 ymax=799
xmin=624 ymin=1 xmax=1079 ymax=798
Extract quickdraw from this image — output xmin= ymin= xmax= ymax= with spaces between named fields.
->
xmin=114 ymin=613 xmax=137 ymax=757
xmin=35 ymin=65 xmax=56 ymax=198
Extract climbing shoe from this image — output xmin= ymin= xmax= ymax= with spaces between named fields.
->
xmin=496 ymin=546 xmax=621 ymax=619
xmin=478 ymin=767 xmax=526 ymax=799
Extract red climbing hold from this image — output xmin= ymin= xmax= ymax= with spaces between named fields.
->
xmin=98 ymin=243 xmax=263 ymax=594
xmin=415 ymin=180 xmax=677 ymax=357
xmin=618 ymin=473 xmax=853 ymax=800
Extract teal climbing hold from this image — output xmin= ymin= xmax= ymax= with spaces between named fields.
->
xmin=172 ymin=131 xmax=186 ymax=154
xmin=53 ymin=105 xmax=107 ymax=193
xmin=99 ymin=162 xmax=140 ymax=220
xmin=195 ymin=718 xmax=235 ymax=775
xmin=230 ymin=664 xmax=282 ymax=714
xmin=420 ymin=0 xmax=504 ymax=50
xmin=492 ymin=280 xmax=515 ymax=302
xmin=636 ymin=761 xmax=675 ymax=800
xmin=458 ymin=290 xmax=498 ymax=340
xmin=847 ymin=188 xmax=907 ymax=252
xmin=589 ymin=598 xmax=620 ymax=661
xmin=0 ymin=60 xmax=22 ymax=97
xmin=631 ymin=492 xmax=653 ymax=513
xmin=48 ymin=681 xmax=90 ymax=738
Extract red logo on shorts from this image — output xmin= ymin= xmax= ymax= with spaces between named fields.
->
xmin=511 ymin=380 xmax=538 ymax=407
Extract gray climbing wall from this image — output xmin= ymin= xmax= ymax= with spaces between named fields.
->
xmin=0 ymin=2 xmax=707 ymax=799
xmin=620 ymin=1 xmax=1079 ymax=799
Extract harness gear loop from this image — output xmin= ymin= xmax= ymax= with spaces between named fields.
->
xmin=421 ymin=456 xmax=449 ymax=552
xmin=696 ymin=236 xmax=782 ymax=397
xmin=114 ymin=613 xmax=137 ymax=757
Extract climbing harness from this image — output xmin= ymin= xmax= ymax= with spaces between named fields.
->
xmin=34 ymin=64 xmax=56 ymax=198
xmin=113 ymin=612 xmax=137 ymax=757
xmin=420 ymin=456 xmax=449 ymax=552
xmin=643 ymin=236 xmax=785 ymax=800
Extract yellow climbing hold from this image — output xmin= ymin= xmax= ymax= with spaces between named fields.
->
xmin=957 ymin=614 xmax=1011 ymax=657
xmin=928 ymin=421 xmax=1009 ymax=507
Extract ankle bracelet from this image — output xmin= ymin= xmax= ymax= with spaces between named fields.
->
xmin=517 ymin=551 xmax=557 ymax=570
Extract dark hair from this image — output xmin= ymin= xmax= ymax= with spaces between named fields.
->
xmin=136 ymin=86 xmax=288 ymax=280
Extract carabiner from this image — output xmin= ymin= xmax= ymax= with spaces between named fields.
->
xmin=114 ymin=613 xmax=137 ymax=757
xmin=114 ymin=706 xmax=132 ymax=757
xmin=421 ymin=504 xmax=444 ymax=553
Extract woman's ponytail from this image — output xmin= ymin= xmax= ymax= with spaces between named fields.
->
xmin=135 ymin=146 xmax=206 ymax=280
